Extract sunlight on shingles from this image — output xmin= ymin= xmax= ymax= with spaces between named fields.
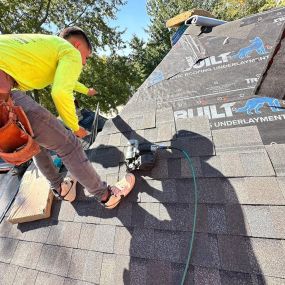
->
xmin=159 ymin=204 xmax=171 ymax=221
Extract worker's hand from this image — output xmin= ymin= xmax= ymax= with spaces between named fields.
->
xmin=87 ymin=88 xmax=97 ymax=96
xmin=74 ymin=127 xmax=88 ymax=138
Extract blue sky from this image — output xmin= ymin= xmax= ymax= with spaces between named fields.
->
xmin=105 ymin=0 xmax=150 ymax=55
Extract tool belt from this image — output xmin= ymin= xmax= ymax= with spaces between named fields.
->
xmin=0 ymin=96 xmax=40 ymax=165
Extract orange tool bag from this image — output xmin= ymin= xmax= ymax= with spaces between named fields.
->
xmin=0 ymin=98 xmax=40 ymax=165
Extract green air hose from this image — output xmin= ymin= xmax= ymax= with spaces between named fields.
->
xmin=164 ymin=146 xmax=198 ymax=285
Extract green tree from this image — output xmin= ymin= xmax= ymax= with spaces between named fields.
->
xmin=213 ymin=0 xmax=285 ymax=21
xmin=76 ymin=54 xmax=138 ymax=113
xmin=0 ymin=0 xmax=135 ymax=114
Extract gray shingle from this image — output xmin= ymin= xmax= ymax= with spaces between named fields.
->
xmin=47 ymin=221 xmax=82 ymax=248
xmin=78 ymin=224 xmax=116 ymax=253
xmin=167 ymin=158 xmax=182 ymax=179
xmin=35 ymin=272 xmax=65 ymax=285
xmin=226 ymin=177 xmax=285 ymax=205
xmin=181 ymin=157 xmax=203 ymax=178
xmin=11 ymin=241 xmax=42 ymax=269
xmin=156 ymin=122 xmax=175 ymax=142
xmin=100 ymin=254 xmax=131 ymax=285
xmin=100 ymin=254 xmax=115 ymax=285
xmin=277 ymin=177 xmax=285 ymax=200
xmin=142 ymin=111 xmax=156 ymax=129
xmin=153 ymin=230 xmax=188 ymax=263
xmin=192 ymin=233 xmax=220 ymax=268
xmin=243 ymin=206 xmax=276 ymax=238
xmin=171 ymin=263 xmax=194 ymax=284
xmin=130 ymin=228 xmax=155 ymax=259
xmin=21 ymin=220 xmax=52 ymax=243
xmin=7 ymin=224 xmax=26 ymax=240
xmin=143 ymin=127 xmax=158 ymax=143
xmin=194 ymin=266 xmax=221 ymax=285
xmin=146 ymin=259 xmax=172 ymax=285
xmin=218 ymin=235 xmax=251 ymax=273
xmin=0 ymin=237 xmax=18 ymax=263
xmin=196 ymin=204 xmax=209 ymax=233
xmin=160 ymin=203 xmax=194 ymax=232
xmin=129 ymin=257 xmax=147 ymax=285
xmin=92 ymin=132 xmax=110 ymax=147
xmin=156 ymin=107 xmax=174 ymax=124
xmin=175 ymin=178 xmax=196 ymax=204
xmin=265 ymin=144 xmax=285 ymax=176
xmin=175 ymin=116 xmax=212 ymax=138
xmin=207 ymin=205 xmax=227 ymax=234
xmin=67 ymin=249 xmax=103 ymax=283
xmin=213 ymin=126 xmax=264 ymax=154
xmin=0 ymin=262 xmax=18 ymax=285
xmin=143 ymin=203 xmax=160 ymax=229
xmin=219 ymin=270 xmax=253 ymax=285
xmin=63 ymin=279 xmax=94 ymax=285
xmin=269 ymin=206 xmax=285 ymax=239
xmin=13 ymin=267 xmax=38 ymax=285
xmin=130 ymin=202 xmax=147 ymax=227
xmin=99 ymin=201 xmax=133 ymax=227
xmin=220 ymin=153 xmax=245 ymax=177
xmin=108 ymin=133 xmax=122 ymax=147
xmin=0 ymin=219 xmax=12 ymax=238
xmin=129 ymin=129 xmax=146 ymax=144
xmin=225 ymin=205 xmax=251 ymax=236
xmin=54 ymin=200 xmax=76 ymax=222
xmin=149 ymin=158 xmax=169 ymax=179
xmin=116 ymin=202 xmax=133 ymax=227
xmin=74 ymin=201 xmax=102 ymax=224
xmin=249 ymin=238 xmax=285 ymax=278
xmin=202 ymin=156 xmax=224 ymax=177
xmin=140 ymin=179 xmax=177 ymax=203
xmin=240 ymin=150 xmax=276 ymax=177
xmin=114 ymin=226 xmax=132 ymax=255
xmin=202 ymin=151 xmax=275 ymax=178
xmin=172 ymin=136 xmax=215 ymax=157
xmin=198 ymin=178 xmax=226 ymax=204
xmin=261 ymin=276 xmax=285 ymax=285
xmin=36 ymin=245 xmax=73 ymax=277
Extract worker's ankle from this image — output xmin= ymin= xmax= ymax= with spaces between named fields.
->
xmin=101 ymin=188 xmax=111 ymax=203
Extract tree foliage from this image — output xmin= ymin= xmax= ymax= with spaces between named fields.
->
xmin=213 ymin=0 xmax=285 ymax=20
xmin=0 ymin=0 xmax=136 ymax=115
xmin=76 ymin=54 xmax=138 ymax=113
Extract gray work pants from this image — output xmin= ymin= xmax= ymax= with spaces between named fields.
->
xmin=11 ymin=91 xmax=107 ymax=200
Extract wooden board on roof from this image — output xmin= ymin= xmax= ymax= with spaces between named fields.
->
xmin=166 ymin=9 xmax=215 ymax=28
xmin=7 ymin=162 xmax=54 ymax=224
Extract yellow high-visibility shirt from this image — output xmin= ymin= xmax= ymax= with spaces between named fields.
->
xmin=0 ymin=34 xmax=90 ymax=131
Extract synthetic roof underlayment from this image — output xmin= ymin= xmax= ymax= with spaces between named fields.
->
xmin=1 ymin=7 xmax=285 ymax=285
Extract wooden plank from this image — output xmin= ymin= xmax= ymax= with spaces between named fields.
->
xmin=166 ymin=9 xmax=214 ymax=28
xmin=0 ymin=171 xmax=21 ymax=222
xmin=7 ymin=163 xmax=53 ymax=224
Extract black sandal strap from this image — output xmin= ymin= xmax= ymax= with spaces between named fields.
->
xmin=51 ymin=180 xmax=74 ymax=201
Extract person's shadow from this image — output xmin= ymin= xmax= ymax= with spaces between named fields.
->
xmin=73 ymin=115 xmax=263 ymax=284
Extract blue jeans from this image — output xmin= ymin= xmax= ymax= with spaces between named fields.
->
xmin=11 ymin=91 xmax=107 ymax=200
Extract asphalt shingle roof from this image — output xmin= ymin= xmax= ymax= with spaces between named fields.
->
xmin=1 ymin=7 xmax=285 ymax=285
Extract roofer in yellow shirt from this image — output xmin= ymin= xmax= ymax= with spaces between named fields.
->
xmin=0 ymin=27 xmax=135 ymax=208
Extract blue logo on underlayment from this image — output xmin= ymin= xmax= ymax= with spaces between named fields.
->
xmin=233 ymin=37 xmax=268 ymax=59
xmin=148 ymin=70 xmax=164 ymax=87
xmin=235 ymin=97 xmax=283 ymax=115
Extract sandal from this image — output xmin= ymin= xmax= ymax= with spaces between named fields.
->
xmin=51 ymin=177 xmax=77 ymax=202
xmin=103 ymin=173 xmax=135 ymax=209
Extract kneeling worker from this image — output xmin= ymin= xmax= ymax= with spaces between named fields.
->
xmin=0 ymin=27 xmax=135 ymax=209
